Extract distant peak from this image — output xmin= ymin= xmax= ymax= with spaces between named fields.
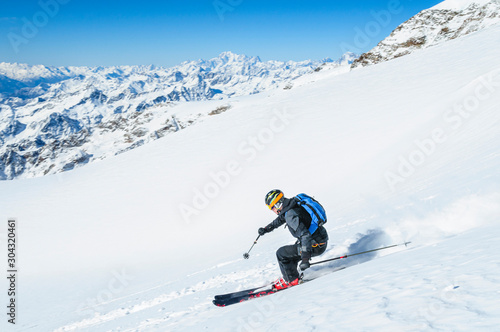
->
xmin=216 ymin=51 xmax=261 ymax=63
xmin=340 ymin=52 xmax=359 ymax=60
xmin=218 ymin=51 xmax=238 ymax=58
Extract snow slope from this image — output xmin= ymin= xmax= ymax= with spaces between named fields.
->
xmin=1 ymin=23 xmax=500 ymax=332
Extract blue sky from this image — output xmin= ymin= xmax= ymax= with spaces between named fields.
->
xmin=0 ymin=0 xmax=442 ymax=67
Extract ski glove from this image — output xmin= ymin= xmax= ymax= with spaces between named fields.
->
xmin=299 ymin=259 xmax=310 ymax=270
xmin=258 ymin=224 xmax=274 ymax=236
xmin=299 ymin=251 xmax=311 ymax=270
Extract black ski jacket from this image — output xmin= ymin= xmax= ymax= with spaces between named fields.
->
xmin=265 ymin=197 xmax=329 ymax=259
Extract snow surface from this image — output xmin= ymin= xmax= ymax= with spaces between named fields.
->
xmin=1 ymin=23 xmax=500 ymax=332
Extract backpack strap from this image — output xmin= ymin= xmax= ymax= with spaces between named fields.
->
xmin=298 ymin=200 xmax=324 ymax=226
xmin=295 ymin=194 xmax=326 ymax=234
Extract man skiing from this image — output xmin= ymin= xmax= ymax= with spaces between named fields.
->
xmin=259 ymin=189 xmax=329 ymax=291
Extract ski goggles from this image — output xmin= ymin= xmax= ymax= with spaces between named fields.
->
xmin=268 ymin=193 xmax=284 ymax=210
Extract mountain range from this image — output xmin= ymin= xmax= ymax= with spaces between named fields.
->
xmin=0 ymin=52 xmax=357 ymax=180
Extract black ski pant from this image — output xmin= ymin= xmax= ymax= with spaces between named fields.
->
xmin=276 ymin=242 xmax=327 ymax=282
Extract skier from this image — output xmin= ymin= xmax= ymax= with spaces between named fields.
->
xmin=258 ymin=189 xmax=329 ymax=291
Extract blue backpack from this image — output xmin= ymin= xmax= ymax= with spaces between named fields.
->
xmin=295 ymin=193 xmax=327 ymax=234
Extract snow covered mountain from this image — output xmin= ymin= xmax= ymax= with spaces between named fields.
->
xmin=0 ymin=52 xmax=357 ymax=180
xmin=351 ymin=0 xmax=500 ymax=69
xmin=0 ymin=21 xmax=499 ymax=332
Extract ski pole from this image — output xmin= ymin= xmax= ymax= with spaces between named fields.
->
xmin=243 ymin=235 xmax=261 ymax=259
xmin=310 ymin=241 xmax=411 ymax=266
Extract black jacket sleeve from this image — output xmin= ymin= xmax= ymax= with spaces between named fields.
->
xmin=265 ymin=213 xmax=286 ymax=231
xmin=284 ymin=209 xmax=313 ymax=259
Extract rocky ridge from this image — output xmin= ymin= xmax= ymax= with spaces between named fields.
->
xmin=351 ymin=0 xmax=500 ymax=68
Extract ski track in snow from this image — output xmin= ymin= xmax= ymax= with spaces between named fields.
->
xmin=55 ymin=189 xmax=500 ymax=331
xmin=54 ymin=263 xmax=280 ymax=331
xmin=55 ymin=224 xmax=500 ymax=332
xmin=53 ymin=256 xmax=382 ymax=331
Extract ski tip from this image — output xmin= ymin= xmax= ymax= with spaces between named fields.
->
xmin=212 ymin=300 xmax=225 ymax=307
